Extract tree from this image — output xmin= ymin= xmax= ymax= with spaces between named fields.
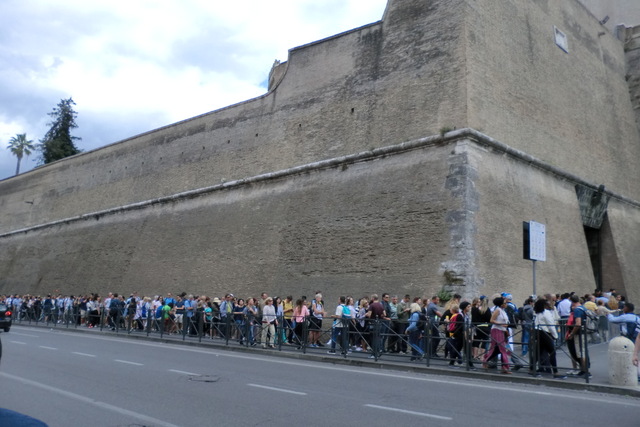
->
xmin=7 ymin=133 xmax=35 ymax=175
xmin=39 ymin=97 xmax=81 ymax=164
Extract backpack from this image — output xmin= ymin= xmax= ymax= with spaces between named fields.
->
xmin=505 ymin=303 xmax=519 ymax=329
xmin=155 ymin=305 xmax=163 ymax=319
xmin=565 ymin=306 xmax=592 ymax=338
xmin=584 ymin=309 xmax=598 ymax=333
xmin=141 ymin=303 xmax=147 ymax=318
xmin=416 ymin=312 xmax=427 ymax=330
xmin=447 ymin=314 xmax=459 ymax=334
xmin=341 ymin=304 xmax=351 ymax=319
xmin=625 ymin=315 xmax=639 ymax=342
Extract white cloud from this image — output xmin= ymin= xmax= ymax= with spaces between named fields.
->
xmin=0 ymin=0 xmax=388 ymax=179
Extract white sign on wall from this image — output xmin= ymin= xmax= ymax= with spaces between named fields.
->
xmin=528 ymin=221 xmax=546 ymax=262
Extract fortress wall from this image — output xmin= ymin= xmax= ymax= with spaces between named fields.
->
xmin=624 ymin=26 xmax=640 ymax=134
xmin=469 ymin=141 xmax=595 ymax=302
xmin=0 ymin=0 xmax=470 ymax=235
xmin=606 ymin=200 xmax=640 ymax=304
xmin=0 ymin=143 xmax=459 ymax=301
xmin=466 ymin=0 xmax=640 ymax=200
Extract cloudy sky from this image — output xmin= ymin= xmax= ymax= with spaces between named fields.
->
xmin=0 ymin=0 xmax=388 ymax=180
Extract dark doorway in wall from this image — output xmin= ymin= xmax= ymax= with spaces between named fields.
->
xmin=584 ymin=225 xmax=602 ymax=291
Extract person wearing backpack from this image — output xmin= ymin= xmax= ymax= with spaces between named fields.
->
xmin=607 ymin=302 xmax=639 ymax=342
xmin=520 ymin=298 xmax=534 ymax=356
xmin=328 ymin=296 xmax=351 ymax=354
xmin=565 ymin=295 xmax=589 ymax=377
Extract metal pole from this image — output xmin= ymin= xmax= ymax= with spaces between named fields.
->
xmin=532 ymin=260 xmax=537 ymax=297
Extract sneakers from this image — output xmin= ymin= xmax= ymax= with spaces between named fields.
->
xmin=553 ymin=374 xmax=567 ymax=380
xmin=566 ymin=370 xmax=580 ymax=376
xmin=355 ymin=347 xmax=363 ymax=352
xmin=327 ymin=350 xmax=336 ymax=354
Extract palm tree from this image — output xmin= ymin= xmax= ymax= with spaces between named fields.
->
xmin=7 ymin=133 xmax=35 ymax=175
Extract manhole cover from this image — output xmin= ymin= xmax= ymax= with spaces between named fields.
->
xmin=189 ymin=374 xmax=221 ymax=383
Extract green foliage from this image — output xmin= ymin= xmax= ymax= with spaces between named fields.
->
xmin=39 ymin=97 xmax=82 ymax=164
xmin=436 ymin=287 xmax=453 ymax=303
xmin=7 ymin=133 xmax=35 ymax=175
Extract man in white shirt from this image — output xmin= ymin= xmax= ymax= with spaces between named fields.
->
xmin=328 ymin=296 xmax=351 ymax=355
xmin=557 ymin=293 xmax=572 ymax=319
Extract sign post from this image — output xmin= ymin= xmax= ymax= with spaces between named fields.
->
xmin=523 ymin=221 xmax=546 ymax=296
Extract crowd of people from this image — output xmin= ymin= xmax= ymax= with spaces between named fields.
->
xmin=2 ymin=288 xmax=639 ymax=377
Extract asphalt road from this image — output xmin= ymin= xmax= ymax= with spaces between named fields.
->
xmin=1 ymin=326 xmax=638 ymax=427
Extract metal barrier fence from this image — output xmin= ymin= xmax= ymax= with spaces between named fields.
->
xmin=10 ymin=307 xmax=594 ymax=382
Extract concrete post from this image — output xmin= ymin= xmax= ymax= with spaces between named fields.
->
xmin=608 ymin=336 xmax=638 ymax=387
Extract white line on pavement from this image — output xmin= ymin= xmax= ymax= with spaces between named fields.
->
xmin=72 ymin=352 xmax=96 ymax=357
xmin=39 ymin=346 xmax=58 ymax=350
xmin=115 ymin=360 xmax=144 ymax=366
xmin=365 ymin=404 xmax=453 ymax=421
xmin=0 ymin=372 xmax=180 ymax=427
xmin=168 ymin=369 xmax=199 ymax=376
xmin=247 ymin=383 xmax=307 ymax=395
xmin=10 ymin=341 xmax=27 ymax=345
xmin=9 ymin=332 xmax=39 ymax=338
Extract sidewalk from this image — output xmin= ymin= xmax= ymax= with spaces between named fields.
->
xmin=14 ymin=323 xmax=640 ymax=398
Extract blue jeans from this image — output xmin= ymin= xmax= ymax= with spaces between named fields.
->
xmin=522 ymin=325 xmax=531 ymax=355
xmin=331 ymin=326 xmax=348 ymax=351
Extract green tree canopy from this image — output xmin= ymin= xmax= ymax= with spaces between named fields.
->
xmin=7 ymin=133 xmax=35 ymax=175
xmin=39 ymin=97 xmax=82 ymax=164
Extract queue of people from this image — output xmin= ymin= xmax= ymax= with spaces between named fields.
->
xmin=2 ymin=288 xmax=639 ymax=378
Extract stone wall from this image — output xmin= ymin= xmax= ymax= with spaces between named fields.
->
xmin=0 ymin=0 xmax=470 ymax=235
xmin=623 ymin=25 xmax=640 ymax=135
xmin=466 ymin=0 xmax=640 ymax=201
xmin=470 ymin=139 xmax=596 ymax=300
xmin=0 ymin=140 xmax=459 ymax=301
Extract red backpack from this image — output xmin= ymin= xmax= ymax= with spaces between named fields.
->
xmin=447 ymin=313 xmax=460 ymax=334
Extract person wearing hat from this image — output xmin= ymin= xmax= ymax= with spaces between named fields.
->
xmin=219 ymin=294 xmax=235 ymax=339
xmin=502 ymin=293 xmax=519 ymax=352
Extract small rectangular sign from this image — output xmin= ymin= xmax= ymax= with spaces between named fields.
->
xmin=525 ymin=221 xmax=546 ymax=261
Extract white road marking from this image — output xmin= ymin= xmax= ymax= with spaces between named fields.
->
xmin=39 ymin=346 xmax=58 ymax=350
xmin=9 ymin=332 xmax=39 ymax=338
xmin=115 ymin=359 xmax=143 ymax=366
xmin=365 ymin=404 xmax=453 ymax=420
xmin=247 ymin=383 xmax=307 ymax=396
xmin=168 ymin=369 xmax=199 ymax=376
xmin=10 ymin=341 xmax=27 ymax=345
xmin=0 ymin=372 xmax=180 ymax=427
xmin=72 ymin=352 xmax=96 ymax=357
